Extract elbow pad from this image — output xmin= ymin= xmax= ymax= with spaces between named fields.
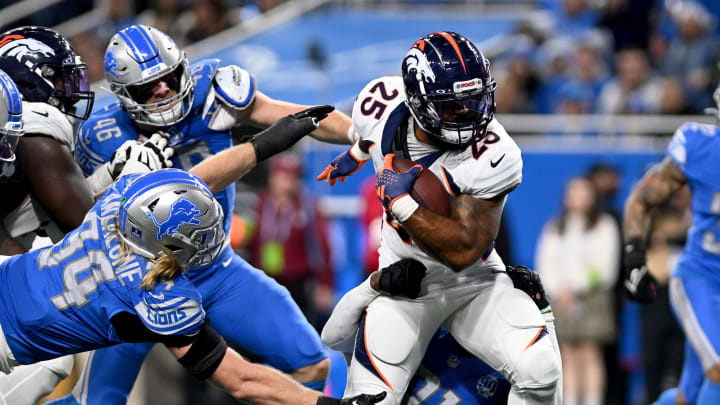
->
xmin=178 ymin=322 xmax=228 ymax=380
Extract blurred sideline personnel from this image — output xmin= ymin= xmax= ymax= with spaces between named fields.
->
xmin=0 ymin=124 xmax=385 ymax=405
xmin=318 ymin=32 xmax=561 ymax=404
xmin=622 ymin=74 xmax=720 ymax=404
xmin=52 ymin=24 xmax=353 ymax=405
xmin=0 ymin=27 xmax=172 ymax=404
xmin=323 ymin=261 xmax=557 ymax=404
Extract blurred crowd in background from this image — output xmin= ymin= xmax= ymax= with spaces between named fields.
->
xmin=1 ymin=0 xmax=718 ymax=404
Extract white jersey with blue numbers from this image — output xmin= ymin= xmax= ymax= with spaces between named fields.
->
xmin=0 ymin=174 xmax=205 ymax=365
xmin=668 ymin=122 xmax=720 ymax=279
xmin=75 ymin=59 xmax=256 ymax=235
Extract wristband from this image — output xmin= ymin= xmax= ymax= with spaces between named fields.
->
xmin=350 ymin=141 xmax=371 ymax=161
xmin=391 ymin=195 xmax=419 ymax=222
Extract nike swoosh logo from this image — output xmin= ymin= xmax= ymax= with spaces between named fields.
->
xmin=490 ymin=154 xmax=505 ymax=168
xmin=222 ymin=257 xmax=232 ymax=267
xmin=148 ymin=291 xmax=165 ymax=300
xmin=32 ymin=110 xmax=49 ymax=117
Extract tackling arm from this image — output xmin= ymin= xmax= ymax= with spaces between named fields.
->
xmin=245 ymin=92 xmax=353 ymax=144
xmin=16 ymin=136 xmax=95 ymax=233
xmin=623 ymin=156 xmax=686 ymax=241
xmin=404 ymin=194 xmax=504 ymax=271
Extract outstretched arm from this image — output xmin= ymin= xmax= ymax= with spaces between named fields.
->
xmin=245 ymin=92 xmax=353 ymax=144
xmin=191 ymin=106 xmax=333 ymax=194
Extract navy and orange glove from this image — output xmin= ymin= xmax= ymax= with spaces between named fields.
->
xmin=376 ymin=154 xmax=421 ymax=222
xmin=317 ymin=140 xmax=375 ymax=186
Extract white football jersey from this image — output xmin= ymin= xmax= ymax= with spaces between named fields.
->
xmin=352 ymin=76 xmax=523 ymax=292
xmin=2 ymin=102 xmax=72 ymax=247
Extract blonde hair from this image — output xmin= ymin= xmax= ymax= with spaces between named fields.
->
xmin=140 ymin=252 xmax=182 ymax=290
xmin=109 ymin=216 xmax=183 ymax=291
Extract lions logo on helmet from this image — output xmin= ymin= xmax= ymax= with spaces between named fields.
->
xmin=146 ymin=198 xmax=202 ymax=240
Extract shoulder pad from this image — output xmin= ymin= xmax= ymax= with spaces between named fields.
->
xmin=133 ymin=274 xmax=206 ymax=336
xmin=449 ymin=120 xmax=522 ymax=199
xmin=213 ymin=65 xmax=256 ymax=110
xmin=21 ymin=102 xmax=74 ymax=149
xmin=352 ymin=76 xmax=406 ymax=144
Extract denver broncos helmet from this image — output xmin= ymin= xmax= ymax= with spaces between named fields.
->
xmin=0 ymin=26 xmax=94 ymax=120
xmin=402 ymin=32 xmax=496 ymax=148
xmin=118 ymin=169 xmax=225 ymax=268
xmin=104 ymin=25 xmax=194 ymax=127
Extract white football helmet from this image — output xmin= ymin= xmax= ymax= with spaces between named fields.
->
xmin=0 ymin=68 xmax=23 ymax=163
xmin=104 ymin=25 xmax=194 ymax=127
xmin=118 ymin=169 xmax=225 ymax=268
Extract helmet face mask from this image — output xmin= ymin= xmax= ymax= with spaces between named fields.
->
xmin=118 ymin=169 xmax=225 ymax=269
xmin=0 ymin=68 xmax=23 ymax=163
xmin=402 ymin=32 xmax=497 ymax=148
xmin=0 ymin=27 xmax=94 ymax=121
xmin=105 ymin=25 xmax=194 ymax=127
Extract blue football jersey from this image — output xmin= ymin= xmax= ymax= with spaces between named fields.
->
xmin=74 ymin=59 xmax=239 ymax=234
xmin=0 ymin=174 xmax=206 ymax=364
xmin=668 ymin=122 xmax=720 ymax=279
xmin=404 ymin=331 xmax=510 ymax=405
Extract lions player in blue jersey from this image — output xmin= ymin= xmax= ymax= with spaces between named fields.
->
xmin=50 ymin=24 xmax=353 ymax=405
xmin=323 ymin=259 xmax=558 ymax=405
xmin=623 ymin=83 xmax=720 ymax=404
xmin=0 ymin=163 xmax=384 ymax=405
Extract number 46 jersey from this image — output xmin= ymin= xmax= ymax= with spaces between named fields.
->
xmin=0 ymin=175 xmax=205 ymax=365
xmin=352 ymin=76 xmax=523 ymax=291
xmin=668 ymin=122 xmax=720 ymax=280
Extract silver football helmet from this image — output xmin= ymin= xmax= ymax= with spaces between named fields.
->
xmin=0 ymin=69 xmax=23 ymax=163
xmin=104 ymin=25 xmax=194 ymax=126
xmin=118 ymin=169 xmax=225 ymax=268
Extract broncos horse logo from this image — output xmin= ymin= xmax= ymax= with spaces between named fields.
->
xmin=146 ymin=198 xmax=202 ymax=240
xmin=0 ymin=35 xmax=55 ymax=63
xmin=404 ymin=47 xmax=436 ymax=84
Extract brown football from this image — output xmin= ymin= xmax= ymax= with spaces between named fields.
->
xmin=391 ymin=156 xmax=450 ymax=217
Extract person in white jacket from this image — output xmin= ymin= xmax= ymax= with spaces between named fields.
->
xmin=535 ymin=176 xmax=620 ymax=405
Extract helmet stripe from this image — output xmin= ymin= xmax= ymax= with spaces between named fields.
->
xmin=0 ymin=69 xmax=22 ymax=117
xmin=434 ymin=31 xmax=467 ymax=74
xmin=119 ymin=26 xmax=160 ymax=70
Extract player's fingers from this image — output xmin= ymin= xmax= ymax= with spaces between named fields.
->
xmin=369 ymin=391 xmax=387 ymax=402
xmin=317 ymin=165 xmax=332 ymax=181
xmin=339 ymin=176 xmax=346 ymax=183
xmin=383 ymin=153 xmax=395 ymax=170
xmin=329 ymin=177 xmax=337 ymax=186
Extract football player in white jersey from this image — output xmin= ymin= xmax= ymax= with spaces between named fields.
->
xmin=318 ymin=32 xmax=561 ymax=405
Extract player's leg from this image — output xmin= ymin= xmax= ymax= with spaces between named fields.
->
xmin=194 ymin=251 xmax=329 ymax=389
xmin=670 ymin=274 xmax=720 ymax=405
xmin=0 ymin=355 xmax=73 ymax=405
xmin=45 ymin=343 xmax=154 ymax=405
xmin=446 ymin=274 xmax=561 ymax=405
xmin=344 ymin=295 xmax=445 ymax=404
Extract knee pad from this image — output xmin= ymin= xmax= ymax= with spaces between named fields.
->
xmin=365 ymin=306 xmax=417 ymax=365
xmin=39 ymin=355 xmax=74 ymax=379
xmin=513 ymin=338 xmax=561 ymax=394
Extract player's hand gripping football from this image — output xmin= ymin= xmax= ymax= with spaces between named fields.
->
xmin=376 ymin=154 xmax=421 ymax=222
xmin=251 ymin=105 xmax=334 ymax=162
xmin=505 ymin=265 xmax=551 ymax=312
xmin=623 ymin=238 xmax=658 ymax=303
xmin=317 ymin=140 xmax=375 ymax=186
